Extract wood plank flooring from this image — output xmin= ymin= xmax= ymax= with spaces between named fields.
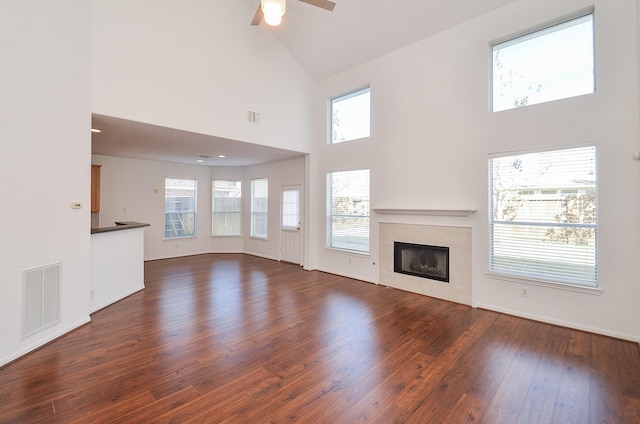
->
xmin=1 ymin=253 xmax=639 ymax=423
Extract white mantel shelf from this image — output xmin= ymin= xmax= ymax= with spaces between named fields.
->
xmin=372 ymin=208 xmax=477 ymax=217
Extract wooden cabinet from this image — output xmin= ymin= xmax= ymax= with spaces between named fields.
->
xmin=91 ymin=165 xmax=101 ymax=212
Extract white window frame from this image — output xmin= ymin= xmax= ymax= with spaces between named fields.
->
xmin=488 ymin=144 xmax=598 ymax=289
xmin=165 ymin=177 xmax=197 ymax=239
xmin=251 ymin=178 xmax=268 ymax=239
xmin=212 ymin=180 xmax=241 ymax=236
xmin=327 ymin=169 xmax=370 ymax=254
xmin=330 ymin=86 xmax=371 ymax=144
xmin=491 ymin=11 xmax=595 ymax=112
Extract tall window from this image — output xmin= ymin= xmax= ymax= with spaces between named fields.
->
xmin=492 ymin=12 xmax=594 ymax=112
xmin=251 ymin=178 xmax=268 ymax=239
xmin=327 ymin=169 xmax=370 ymax=253
xmin=489 ymin=145 xmax=597 ymax=286
xmin=165 ymin=178 xmax=197 ymax=238
xmin=331 ymin=87 xmax=370 ymax=143
xmin=212 ymin=180 xmax=241 ymax=236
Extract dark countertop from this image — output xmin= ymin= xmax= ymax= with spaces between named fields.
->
xmin=91 ymin=221 xmax=150 ymax=234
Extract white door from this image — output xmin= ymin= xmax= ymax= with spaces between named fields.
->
xmin=281 ymin=185 xmax=303 ymax=265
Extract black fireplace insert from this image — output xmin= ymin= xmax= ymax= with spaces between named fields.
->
xmin=394 ymin=241 xmax=449 ymax=283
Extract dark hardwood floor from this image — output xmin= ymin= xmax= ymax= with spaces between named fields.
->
xmin=1 ymin=253 xmax=639 ymax=423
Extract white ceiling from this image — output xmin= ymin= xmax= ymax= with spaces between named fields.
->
xmin=248 ymin=0 xmax=518 ymax=81
xmin=93 ymin=0 xmax=519 ymax=166
xmin=91 ymin=114 xmax=305 ymax=167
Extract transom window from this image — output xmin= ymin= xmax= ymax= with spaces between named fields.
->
xmin=489 ymin=145 xmax=597 ymax=286
xmin=327 ymin=169 xmax=370 ymax=253
xmin=165 ymin=177 xmax=197 ymax=239
xmin=251 ymin=178 xmax=268 ymax=239
xmin=212 ymin=180 xmax=241 ymax=236
xmin=492 ymin=12 xmax=594 ymax=112
xmin=330 ymin=87 xmax=370 ymax=144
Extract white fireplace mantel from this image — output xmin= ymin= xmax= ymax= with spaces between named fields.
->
xmin=372 ymin=208 xmax=477 ymax=217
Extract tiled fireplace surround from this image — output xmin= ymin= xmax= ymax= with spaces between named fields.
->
xmin=379 ymin=222 xmax=472 ymax=305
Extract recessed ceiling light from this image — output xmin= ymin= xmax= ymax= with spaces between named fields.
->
xmin=91 ymin=128 xmax=101 ymax=133
xmin=196 ymin=159 xmax=204 ymax=163
xmin=218 ymin=155 xmax=226 ymax=158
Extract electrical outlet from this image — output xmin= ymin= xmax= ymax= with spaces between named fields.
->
xmin=521 ymin=289 xmax=528 ymax=297
xmin=90 ymin=289 xmax=95 ymax=299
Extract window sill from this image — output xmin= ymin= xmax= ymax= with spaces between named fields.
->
xmin=486 ymin=271 xmax=602 ymax=295
xmin=325 ymin=246 xmax=370 ymax=257
xmin=250 ymin=236 xmax=268 ymax=241
xmin=163 ymin=236 xmax=197 ymax=241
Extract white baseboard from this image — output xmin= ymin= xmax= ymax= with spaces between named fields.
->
xmin=90 ymin=286 xmax=144 ymax=314
xmin=475 ymin=302 xmax=640 ymax=343
xmin=0 ymin=316 xmax=92 ymax=368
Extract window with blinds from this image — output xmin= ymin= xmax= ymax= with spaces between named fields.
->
xmin=327 ymin=169 xmax=370 ymax=253
xmin=251 ymin=178 xmax=268 ymax=239
xmin=212 ymin=180 xmax=241 ymax=236
xmin=489 ymin=145 xmax=597 ymax=286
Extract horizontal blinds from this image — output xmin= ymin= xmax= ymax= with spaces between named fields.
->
xmin=213 ymin=181 xmax=241 ymax=236
xmin=328 ymin=169 xmax=370 ymax=253
xmin=251 ymin=178 xmax=268 ymax=238
xmin=490 ymin=145 xmax=597 ymax=286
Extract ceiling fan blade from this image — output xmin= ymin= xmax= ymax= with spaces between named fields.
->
xmin=250 ymin=3 xmax=263 ymax=25
xmin=298 ymin=0 xmax=336 ymax=12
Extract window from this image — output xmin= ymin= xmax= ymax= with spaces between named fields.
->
xmin=212 ymin=180 xmax=241 ymax=236
xmin=330 ymin=87 xmax=370 ymax=143
xmin=165 ymin=178 xmax=197 ymax=238
xmin=489 ymin=145 xmax=597 ymax=286
xmin=492 ymin=12 xmax=594 ymax=112
xmin=282 ymin=188 xmax=300 ymax=229
xmin=327 ymin=169 xmax=370 ymax=253
xmin=251 ymin=178 xmax=268 ymax=239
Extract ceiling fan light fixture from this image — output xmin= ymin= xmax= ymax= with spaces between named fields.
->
xmin=261 ymin=0 xmax=286 ymax=26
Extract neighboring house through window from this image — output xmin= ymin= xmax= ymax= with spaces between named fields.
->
xmin=489 ymin=145 xmax=597 ymax=287
xmin=165 ymin=177 xmax=197 ymax=238
xmin=212 ymin=180 xmax=241 ymax=236
xmin=327 ymin=169 xmax=370 ymax=253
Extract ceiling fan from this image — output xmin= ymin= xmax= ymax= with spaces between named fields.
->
xmin=251 ymin=0 xmax=336 ymax=26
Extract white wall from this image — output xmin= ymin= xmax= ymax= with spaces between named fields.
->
xmin=93 ymin=154 xmax=305 ymax=262
xmin=92 ymin=155 xmax=214 ymax=260
xmin=242 ymin=158 xmax=306 ymax=261
xmin=0 ymin=1 xmax=92 ymax=366
xmin=91 ymin=0 xmax=315 ymax=154
xmin=311 ymin=0 xmax=640 ymax=341
xmin=90 ymin=227 xmax=146 ymax=312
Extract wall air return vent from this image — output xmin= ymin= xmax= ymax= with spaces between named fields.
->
xmin=23 ymin=263 xmax=61 ymax=338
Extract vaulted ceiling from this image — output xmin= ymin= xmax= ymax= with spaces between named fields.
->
xmin=243 ymin=0 xmax=519 ymax=81
xmin=93 ymin=0 xmax=520 ymax=166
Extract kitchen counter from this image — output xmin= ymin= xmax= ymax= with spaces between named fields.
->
xmin=91 ymin=221 xmax=150 ymax=234
xmin=90 ymin=221 xmax=149 ymax=313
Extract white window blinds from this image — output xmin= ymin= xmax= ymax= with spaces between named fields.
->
xmin=489 ymin=145 xmax=597 ymax=286
xmin=327 ymin=169 xmax=370 ymax=253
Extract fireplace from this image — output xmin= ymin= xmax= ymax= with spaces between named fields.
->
xmin=394 ymin=241 xmax=449 ymax=283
